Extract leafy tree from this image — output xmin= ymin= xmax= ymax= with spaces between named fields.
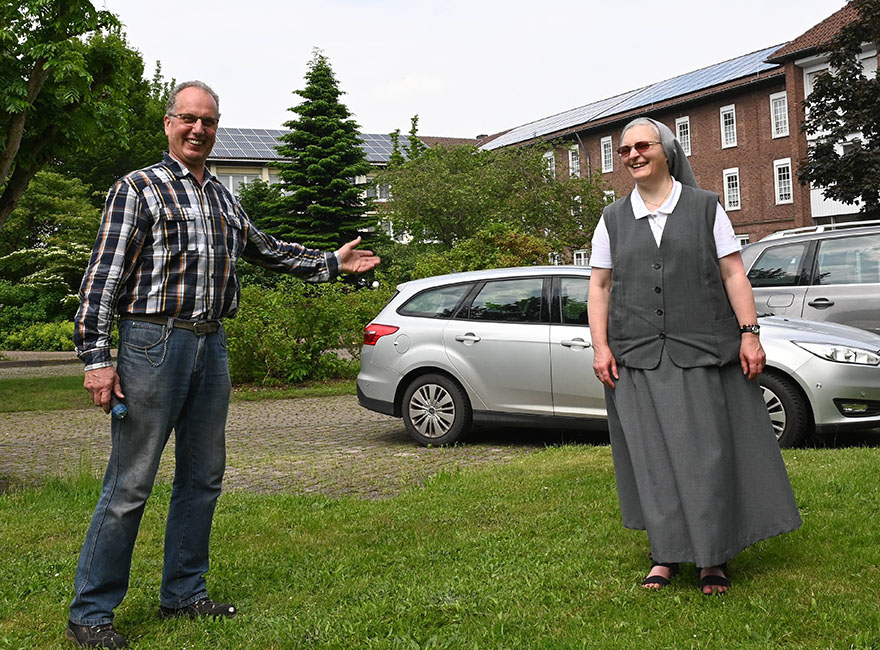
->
xmin=0 ymin=1 xmax=143 ymax=232
xmin=376 ymin=143 xmax=606 ymax=251
xmin=373 ymin=221 xmax=553 ymax=284
xmin=0 ymin=171 xmax=101 ymax=336
xmin=59 ymin=63 xmax=172 ymax=205
xmin=798 ymin=0 xmax=880 ymax=218
xmin=0 ymin=171 xmax=99 ymax=259
xmin=258 ymin=49 xmax=373 ymax=249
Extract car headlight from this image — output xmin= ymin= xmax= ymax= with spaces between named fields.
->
xmin=792 ymin=341 xmax=880 ymax=366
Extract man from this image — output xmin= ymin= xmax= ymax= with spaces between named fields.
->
xmin=66 ymin=80 xmax=380 ymax=648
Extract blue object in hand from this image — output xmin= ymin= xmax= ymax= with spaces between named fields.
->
xmin=110 ymin=396 xmax=128 ymax=420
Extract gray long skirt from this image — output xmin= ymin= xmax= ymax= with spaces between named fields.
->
xmin=605 ymin=352 xmax=802 ymax=567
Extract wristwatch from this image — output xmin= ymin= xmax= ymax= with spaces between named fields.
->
xmin=739 ymin=324 xmax=761 ymax=335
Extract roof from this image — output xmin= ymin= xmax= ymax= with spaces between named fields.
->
xmin=767 ymin=3 xmax=859 ymax=62
xmin=210 ymin=129 xmax=472 ymax=165
xmin=480 ymin=44 xmax=785 ymax=150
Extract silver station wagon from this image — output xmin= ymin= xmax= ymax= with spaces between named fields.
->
xmin=742 ymin=221 xmax=880 ymax=335
xmin=357 ymin=266 xmax=880 ymax=447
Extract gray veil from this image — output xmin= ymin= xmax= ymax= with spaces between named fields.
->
xmin=622 ymin=117 xmax=698 ymax=188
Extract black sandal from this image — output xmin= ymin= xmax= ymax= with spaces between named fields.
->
xmin=641 ymin=561 xmax=680 ymax=588
xmin=698 ymin=563 xmax=731 ymax=595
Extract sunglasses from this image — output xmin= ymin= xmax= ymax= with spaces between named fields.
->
xmin=168 ymin=113 xmax=219 ymax=129
xmin=616 ymin=141 xmax=661 ymax=157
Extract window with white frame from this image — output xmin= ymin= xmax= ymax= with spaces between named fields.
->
xmin=735 ymin=234 xmax=750 ymax=246
xmin=222 ymin=173 xmax=260 ymax=196
xmin=543 ymin=151 xmax=556 ymax=178
xmin=573 ymin=249 xmax=589 ymax=266
xmin=723 ymin=168 xmax=741 ymax=211
xmin=675 ymin=116 xmax=691 ymax=155
xmin=601 ymin=137 xmax=613 ymax=173
xmin=774 ymin=158 xmax=793 ymax=204
xmin=365 ymin=183 xmax=391 ymax=201
xmin=548 ymin=252 xmax=562 ymax=265
xmin=720 ymin=105 xmax=737 ymax=148
xmin=568 ymin=145 xmax=581 ymax=177
xmin=571 ymin=195 xmax=583 ymax=217
xmin=603 ymin=190 xmax=616 ymax=204
xmin=770 ymin=92 xmax=789 ymax=138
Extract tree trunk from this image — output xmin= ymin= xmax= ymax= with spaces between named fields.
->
xmin=0 ymin=165 xmax=39 ymax=232
xmin=0 ymin=58 xmax=50 ymax=190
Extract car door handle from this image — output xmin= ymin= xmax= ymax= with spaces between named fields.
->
xmin=807 ymin=298 xmax=835 ymax=308
xmin=560 ymin=338 xmax=591 ymax=348
xmin=455 ymin=333 xmax=481 ymax=343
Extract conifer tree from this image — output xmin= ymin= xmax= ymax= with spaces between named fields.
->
xmin=404 ymin=115 xmax=427 ymax=160
xmin=265 ymin=49 xmax=373 ymax=249
xmin=387 ymin=129 xmax=406 ymax=169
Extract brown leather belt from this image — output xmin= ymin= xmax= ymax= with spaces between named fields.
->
xmin=121 ymin=315 xmax=222 ymax=336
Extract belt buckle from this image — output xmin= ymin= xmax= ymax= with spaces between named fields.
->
xmin=192 ymin=321 xmax=214 ymax=336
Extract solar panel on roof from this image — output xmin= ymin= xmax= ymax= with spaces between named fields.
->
xmin=210 ymin=129 xmax=407 ymax=163
xmin=482 ymin=45 xmax=784 ymax=150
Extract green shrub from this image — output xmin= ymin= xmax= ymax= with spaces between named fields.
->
xmin=1 ymin=321 xmax=75 ymax=351
xmin=224 ymin=278 xmax=393 ymax=386
xmin=0 ymin=280 xmax=75 ymax=337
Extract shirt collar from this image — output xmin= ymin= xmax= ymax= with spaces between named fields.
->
xmin=630 ymin=178 xmax=682 ymax=219
xmin=162 ymin=152 xmax=218 ymax=185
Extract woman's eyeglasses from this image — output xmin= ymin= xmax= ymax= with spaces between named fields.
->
xmin=616 ymin=141 xmax=661 ymax=157
xmin=168 ymin=113 xmax=219 ymax=129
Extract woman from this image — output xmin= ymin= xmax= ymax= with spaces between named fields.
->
xmin=588 ymin=117 xmax=801 ymax=595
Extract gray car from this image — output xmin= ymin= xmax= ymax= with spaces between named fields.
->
xmin=741 ymin=221 xmax=880 ymax=335
xmin=357 ymin=266 xmax=880 ymax=447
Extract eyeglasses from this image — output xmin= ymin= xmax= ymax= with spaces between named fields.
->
xmin=168 ymin=113 xmax=219 ymax=129
xmin=616 ymin=141 xmax=661 ymax=157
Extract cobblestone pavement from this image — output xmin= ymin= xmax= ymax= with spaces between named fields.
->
xmin=0 ymin=366 xmax=601 ymax=497
xmin=3 ymin=356 xmax=875 ymax=498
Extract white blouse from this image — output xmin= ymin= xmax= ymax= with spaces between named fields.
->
xmin=589 ymin=180 xmax=741 ymax=269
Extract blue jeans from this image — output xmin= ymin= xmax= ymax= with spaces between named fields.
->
xmin=70 ymin=319 xmax=231 ymax=625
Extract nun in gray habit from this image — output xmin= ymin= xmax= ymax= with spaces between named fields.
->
xmin=587 ymin=116 xmax=801 ymax=595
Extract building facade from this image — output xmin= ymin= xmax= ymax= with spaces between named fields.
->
xmin=481 ymin=3 xmax=876 ymax=245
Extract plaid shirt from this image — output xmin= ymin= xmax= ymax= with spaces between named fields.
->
xmin=75 ymin=153 xmax=339 ymax=371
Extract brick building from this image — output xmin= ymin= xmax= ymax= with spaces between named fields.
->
xmin=480 ymin=3 xmax=876 ymax=245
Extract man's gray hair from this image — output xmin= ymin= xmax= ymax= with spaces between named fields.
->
xmin=166 ymin=80 xmax=220 ymax=116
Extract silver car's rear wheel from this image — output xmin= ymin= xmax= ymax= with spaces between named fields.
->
xmin=402 ymin=374 xmax=472 ymax=446
xmin=760 ymin=371 xmax=812 ymax=447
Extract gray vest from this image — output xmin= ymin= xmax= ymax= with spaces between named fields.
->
xmin=605 ymin=185 xmax=741 ymax=369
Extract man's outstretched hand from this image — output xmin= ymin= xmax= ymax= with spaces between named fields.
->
xmin=336 ymin=236 xmax=381 ymax=274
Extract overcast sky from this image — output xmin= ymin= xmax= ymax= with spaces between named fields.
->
xmin=100 ymin=0 xmax=846 ymax=139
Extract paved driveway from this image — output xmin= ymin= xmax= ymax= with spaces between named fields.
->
xmin=2 ymin=356 xmax=874 ymax=497
xmin=0 ymin=393 xmax=603 ymax=498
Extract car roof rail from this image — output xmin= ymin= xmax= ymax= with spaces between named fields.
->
xmin=760 ymin=218 xmax=880 ymax=241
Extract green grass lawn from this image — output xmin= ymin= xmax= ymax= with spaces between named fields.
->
xmin=0 ymin=375 xmax=94 ymax=413
xmin=1 ymin=446 xmax=878 ymax=649
xmin=0 ymin=376 xmax=357 ymax=413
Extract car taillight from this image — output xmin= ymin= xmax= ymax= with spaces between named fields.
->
xmin=363 ymin=323 xmax=399 ymax=346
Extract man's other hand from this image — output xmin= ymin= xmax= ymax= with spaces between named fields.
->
xmin=84 ymin=367 xmax=125 ymax=413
